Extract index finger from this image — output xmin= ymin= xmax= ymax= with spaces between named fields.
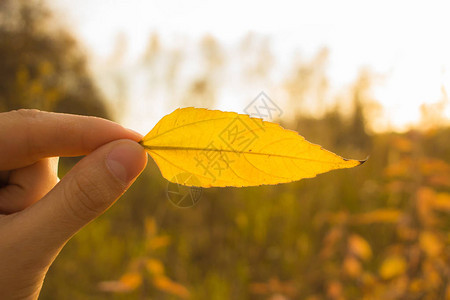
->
xmin=0 ymin=109 xmax=143 ymax=170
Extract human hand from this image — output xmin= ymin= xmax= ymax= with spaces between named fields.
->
xmin=0 ymin=110 xmax=148 ymax=299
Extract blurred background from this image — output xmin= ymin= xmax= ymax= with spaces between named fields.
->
xmin=1 ymin=0 xmax=449 ymax=299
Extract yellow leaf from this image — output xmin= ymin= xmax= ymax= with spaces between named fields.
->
xmin=419 ymin=231 xmax=443 ymax=257
xmin=379 ymin=256 xmax=406 ymax=280
xmin=146 ymin=258 xmax=165 ymax=276
xmin=433 ymin=192 xmax=450 ymax=211
xmin=153 ymin=275 xmax=190 ymax=298
xmin=348 ymin=234 xmax=372 ymax=261
xmin=343 ymin=256 xmax=362 ymax=278
xmin=119 ymin=272 xmax=142 ymax=290
xmin=141 ymin=107 xmax=365 ymax=187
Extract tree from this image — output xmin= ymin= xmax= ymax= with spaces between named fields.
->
xmin=0 ymin=0 xmax=109 ymax=118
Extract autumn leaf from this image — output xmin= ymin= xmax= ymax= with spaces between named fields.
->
xmin=119 ymin=272 xmax=143 ymax=290
xmin=348 ymin=234 xmax=372 ymax=261
xmin=343 ymin=256 xmax=362 ymax=278
xmin=350 ymin=209 xmax=402 ymax=225
xmin=146 ymin=258 xmax=165 ymax=276
xmin=379 ymin=256 xmax=407 ymax=279
xmin=419 ymin=231 xmax=444 ymax=257
xmin=153 ymin=276 xmax=190 ymax=299
xmin=140 ymin=107 xmax=365 ymax=187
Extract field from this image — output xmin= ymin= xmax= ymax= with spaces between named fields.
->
xmin=41 ymin=120 xmax=450 ymax=299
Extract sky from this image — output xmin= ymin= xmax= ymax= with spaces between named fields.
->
xmin=50 ymin=0 xmax=450 ymax=132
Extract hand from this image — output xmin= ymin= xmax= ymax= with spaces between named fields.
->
xmin=0 ymin=109 xmax=148 ymax=299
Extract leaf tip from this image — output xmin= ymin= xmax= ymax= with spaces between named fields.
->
xmin=355 ymin=156 xmax=370 ymax=166
xmin=341 ymin=155 xmax=368 ymax=166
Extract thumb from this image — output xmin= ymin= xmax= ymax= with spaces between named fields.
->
xmin=18 ymin=139 xmax=147 ymax=252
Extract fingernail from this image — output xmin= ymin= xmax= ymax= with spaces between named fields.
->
xmin=106 ymin=141 xmax=146 ymax=183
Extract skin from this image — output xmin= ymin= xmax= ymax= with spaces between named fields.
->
xmin=0 ymin=109 xmax=148 ymax=299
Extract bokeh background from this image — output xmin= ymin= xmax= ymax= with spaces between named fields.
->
xmin=1 ymin=0 xmax=449 ymax=299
